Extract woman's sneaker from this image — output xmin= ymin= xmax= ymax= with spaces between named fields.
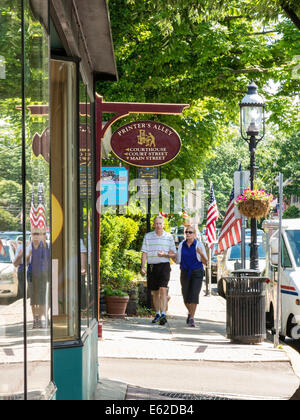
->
xmin=33 ymin=317 xmax=40 ymax=329
xmin=152 ymin=314 xmax=161 ymax=324
xmin=186 ymin=314 xmax=191 ymax=324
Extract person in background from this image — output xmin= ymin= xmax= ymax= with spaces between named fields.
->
xmin=15 ymin=228 xmax=50 ymax=328
xmin=28 ymin=228 xmax=50 ymax=328
xmin=13 ymin=238 xmax=29 ymax=299
xmin=177 ymin=225 xmax=208 ymax=327
xmin=141 ymin=216 xmax=176 ymax=325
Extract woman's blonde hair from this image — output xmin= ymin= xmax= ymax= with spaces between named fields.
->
xmin=185 ymin=225 xmax=196 ymax=233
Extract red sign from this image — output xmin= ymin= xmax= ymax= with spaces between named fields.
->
xmin=110 ymin=120 xmax=181 ymax=167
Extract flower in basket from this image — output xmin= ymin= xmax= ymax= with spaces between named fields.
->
xmin=235 ymin=188 xmax=273 ymax=219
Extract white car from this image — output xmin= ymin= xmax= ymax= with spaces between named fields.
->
xmin=173 ymin=225 xmax=185 ymax=248
xmin=0 ymin=240 xmax=18 ymax=299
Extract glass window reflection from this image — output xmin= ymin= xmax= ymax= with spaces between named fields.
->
xmin=0 ymin=0 xmax=25 ymax=399
xmin=24 ymin=0 xmax=51 ymax=399
xmin=51 ymin=59 xmax=79 ymax=342
xmin=0 ymin=0 xmax=53 ymax=400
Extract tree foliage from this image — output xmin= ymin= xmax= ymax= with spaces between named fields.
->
xmin=99 ymin=0 xmax=299 ymax=186
xmin=0 ymin=3 xmax=50 ymax=229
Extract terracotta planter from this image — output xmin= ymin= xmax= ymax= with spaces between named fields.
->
xmin=238 ymin=199 xmax=270 ymax=219
xmin=105 ymin=295 xmax=129 ymax=318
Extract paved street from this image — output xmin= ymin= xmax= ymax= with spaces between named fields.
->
xmin=97 ymin=265 xmax=300 ymax=400
xmin=99 ymin=358 xmax=298 ymax=400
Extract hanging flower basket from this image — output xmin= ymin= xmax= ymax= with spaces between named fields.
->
xmin=235 ymin=189 xmax=273 ymax=220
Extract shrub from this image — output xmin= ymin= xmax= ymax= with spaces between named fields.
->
xmin=100 ymin=214 xmax=140 ymax=292
xmin=283 ymin=205 xmax=300 ymax=219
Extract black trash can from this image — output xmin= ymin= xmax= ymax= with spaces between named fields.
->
xmin=225 ymin=271 xmax=266 ymax=344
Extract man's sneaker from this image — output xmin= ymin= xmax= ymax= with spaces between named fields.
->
xmin=189 ymin=318 xmax=195 ymax=327
xmin=159 ymin=314 xmax=167 ymax=325
xmin=152 ymin=314 xmax=161 ymax=324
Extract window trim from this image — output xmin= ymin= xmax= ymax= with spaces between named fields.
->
xmin=50 ymin=56 xmax=81 ymax=343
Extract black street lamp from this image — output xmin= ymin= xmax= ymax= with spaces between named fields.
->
xmin=240 ymin=82 xmax=265 ymax=271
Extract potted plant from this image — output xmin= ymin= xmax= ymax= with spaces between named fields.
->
xmin=100 ymin=214 xmax=143 ymax=317
xmin=103 ymin=285 xmax=129 ymax=318
xmin=235 ymin=188 xmax=273 ymax=219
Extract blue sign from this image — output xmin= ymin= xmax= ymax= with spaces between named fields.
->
xmin=101 ymin=166 xmax=128 ymax=205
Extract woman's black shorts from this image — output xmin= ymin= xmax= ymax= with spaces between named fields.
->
xmin=147 ymin=263 xmax=171 ymax=291
xmin=180 ymin=268 xmax=204 ymax=304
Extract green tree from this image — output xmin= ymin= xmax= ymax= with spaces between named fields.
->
xmin=0 ymin=208 xmax=19 ymax=230
xmin=100 ymin=0 xmax=299 ymax=182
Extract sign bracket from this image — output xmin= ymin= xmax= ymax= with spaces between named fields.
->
xmin=96 ymin=94 xmax=189 ymax=141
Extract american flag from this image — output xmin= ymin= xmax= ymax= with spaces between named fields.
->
xmin=29 ymin=186 xmax=46 ymax=229
xmin=206 ymin=183 xmax=219 ymax=248
xmin=217 ymin=188 xmax=241 ymax=254
xmin=30 ymin=202 xmax=46 ymax=229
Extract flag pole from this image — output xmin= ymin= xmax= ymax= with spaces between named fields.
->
xmin=238 ymin=162 xmax=246 ymax=269
xmin=206 ymin=246 xmax=212 ymax=296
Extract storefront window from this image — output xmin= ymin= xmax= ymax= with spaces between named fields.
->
xmin=51 ymin=59 xmax=79 ymax=342
xmin=24 ymin=0 xmax=51 ymax=398
xmin=79 ymin=78 xmax=95 ymax=334
xmin=0 ymin=0 xmax=24 ymax=398
xmin=80 ymin=79 xmax=88 ymax=332
xmin=0 ymin=0 xmax=52 ymax=399
xmin=87 ymin=105 xmax=95 ymax=323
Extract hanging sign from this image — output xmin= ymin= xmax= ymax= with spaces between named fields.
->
xmin=110 ymin=120 xmax=181 ymax=167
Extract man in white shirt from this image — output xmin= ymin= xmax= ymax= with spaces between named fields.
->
xmin=141 ymin=216 xmax=176 ymax=325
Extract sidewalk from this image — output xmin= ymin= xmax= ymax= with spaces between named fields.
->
xmin=96 ymin=265 xmax=300 ymax=400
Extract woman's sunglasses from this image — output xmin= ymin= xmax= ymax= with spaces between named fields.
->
xmin=185 ymin=231 xmax=194 ymax=234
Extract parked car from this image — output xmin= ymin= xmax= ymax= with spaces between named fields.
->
xmin=173 ymin=225 xmax=185 ymax=248
xmin=0 ymin=231 xmax=30 ymax=242
xmin=0 ymin=239 xmax=18 ymax=300
xmin=217 ymin=229 xmax=266 ymax=298
xmin=211 ymin=242 xmax=218 ymax=283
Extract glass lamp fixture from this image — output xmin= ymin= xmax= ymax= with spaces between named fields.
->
xmin=240 ymin=81 xmax=265 ymax=140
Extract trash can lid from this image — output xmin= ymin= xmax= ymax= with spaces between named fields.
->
xmin=232 ymin=269 xmax=261 ymax=277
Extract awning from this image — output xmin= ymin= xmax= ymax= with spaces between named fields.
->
xmin=50 ymin=0 xmax=118 ymax=82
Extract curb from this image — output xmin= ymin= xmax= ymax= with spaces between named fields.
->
xmin=281 ymin=343 xmax=300 ymax=400
xmin=281 ymin=342 xmax=300 ymax=380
